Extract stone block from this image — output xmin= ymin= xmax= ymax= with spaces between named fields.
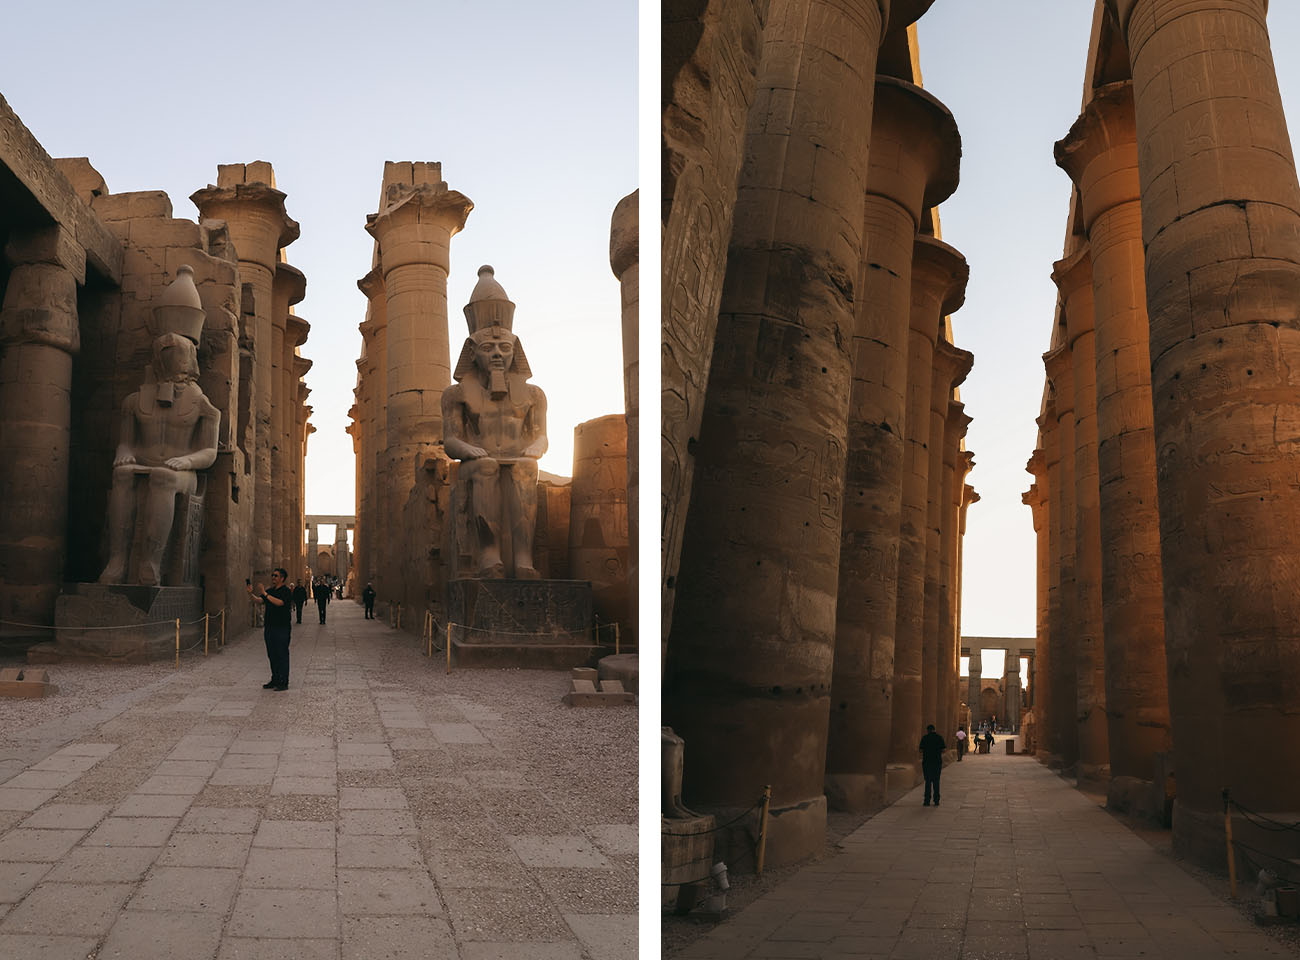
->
xmin=571 ymin=667 xmax=598 ymax=684
xmin=0 ymin=668 xmax=56 ymax=698
xmin=448 ymin=578 xmax=603 ymax=669
xmin=571 ymin=680 xmax=597 ymax=695
xmin=89 ymin=190 xmax=172 ymax=222
xmin=45 ymin=584 xmax=203 ymax=662
xmin=598 ymin=654 xmax=639 ymax=693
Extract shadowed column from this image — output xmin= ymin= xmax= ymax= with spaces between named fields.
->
xmin=827 ymin=77 xmax=961 ymax=812
xmin=1025 ymin=448 xmax=1054 ymax=760
xmin=937 ymin=423 xmax=972 ymax=743
xmin=887 ymin=237 xmax=967 ymax=788
xmin=665 ymin=0 xmax=891 ymax=867
xmin=1107 ymin=0 xmax=1300 ymax=862
xmin=1056 ymin=78 xmax=1170 ymax=815
xmin=1044 ymin=345 xmax=1079 ymax=771
xmin=1054 ymin=249 xmax=1109 ymax=787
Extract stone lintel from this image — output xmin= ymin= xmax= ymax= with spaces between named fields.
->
xmin=609 ymin=189 xmax=638 ymax=278
xmin=90 ymin=190 xmax=173 ymax=223
xmin=912 ymin=235 xmax=969 ymax=327
xmin=871 ymin=76 xmax=962 ymax=215
xmin=274 ymin=261 xmax=307 ymax=306
xmin=1052 ymin=246 xmax=1095 ymax=343
xmin=0 ymin=95 xmax=122 ymax=284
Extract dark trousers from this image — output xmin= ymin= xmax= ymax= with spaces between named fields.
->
xmin=922 ymin=760 xmax=941 ymax=805
xmin=317 ymin=599 xmax=327 ymax=623
xmin=264 ymin=626 xmax=290 ymax=686
xmin=294 ymin=602 xmax=304 ymax=624
xmin=957 ymin=740 xmax=966 ymax=761
xmin=364 ymin=601 xmax=374 ymax=619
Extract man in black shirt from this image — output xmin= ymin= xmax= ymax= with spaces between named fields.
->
xmin=362 ymin=582 xmax=376 ymax=619
xmin=291 ymin=579 xmax=308 ymax=624
xmin=249 ymin=567 xmax=292 ymax=690
xmin=919 ymin=724 xmax=946 ymax=807
xmin=313 ymin=578 xmax=330 ymax=624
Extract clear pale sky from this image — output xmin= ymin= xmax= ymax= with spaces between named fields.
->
xmin=917 ymin=4 xmax=1300 ymax=639
xmin=0 ymin=0 xmax=636 ymax=517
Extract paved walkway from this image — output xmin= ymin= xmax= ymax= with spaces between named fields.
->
xmin=675 ymin=746 xmax=1295 ymax=959
xmin=0 ymin=601 xmax=636 ymax=959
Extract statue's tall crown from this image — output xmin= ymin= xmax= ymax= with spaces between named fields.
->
xmin=152 ymin=265 xmax=206 ymax=344
xmin=462 ymin=264 xmax=516 ymax=334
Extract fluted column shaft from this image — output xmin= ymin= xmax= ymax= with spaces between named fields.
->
xmin=0 ymin=229 xmax=81 ymax=622
xmin=1054 ymin=249 xmax=1109 ymax=785
xmin=1057 ymin=79 xmax=1171 ymax=808
xmin=1108 ymin=0 xmax=1300 ymax=860
xmin=1025 ymin=454 xmax=1054 ymax=755
xmin=887 ymin=238 xmax=966 ymax=781
xmin=664 ymin=0 xmax=889 ymax=867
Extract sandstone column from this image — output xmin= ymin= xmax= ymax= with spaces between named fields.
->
xmin=664 ymin=0 xmax=892 ymax=866
xmin=938 ymin=428 xmax=972 ymax=741
xmin=1004 ymin=652 xmax=1022 ymax=731
xmin=1053 ymin=249 xmax=1109 ymax=786
xmin=272 ymin=263 xmax=305 ymax=573
xmin=1107 ymin=0 xmax=1300 ymax=860
xmin=887 ymin=237 xmax=967 ymax=786
xmin=924 ymin=341 xmax=972 ymax=735
xmin=365 ymin=164 xmax=471 ymax=595
xmin=192 ymin=164 xmax=300 ymax=582
xmin=662 ymin=0 xmax=771 ymax=645
xmin=307 ymin=523 xmax=318 ymax=577
xmin=827 ymin=77 xmax=961 ymax=811
xmin=0 ymin=227 xmax=82 ymax=622
xmin=1055 ymin=78 xmax=1170 ymax=812
xmin=357 ymin=267 xmax=388 ymax=598
xmin=290 ymin=347 xmax=311 ymax=578
xmin=1023 ymin=458 xmax=1052 ymax=754
xmin=1044 ymin=346 xmax=1079 ymax=770
xmin=967 ymin=646 xmax=982 ymax=728
xmin=610 ymin=191 xmax=638 ymax=646
xmin=569 ymin=415 xmax=630 ymax=631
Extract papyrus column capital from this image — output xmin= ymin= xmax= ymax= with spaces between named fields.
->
xmin=364 ymin=182 xmax=473 ymax=274
xmin=910 ymin=236 xmax=968 ymax=338
xmin=867 ymin=77 xmax=962 ymax=222
xmin=191 ymin=179 xmax=299 ymax=274
xmin=1052 ymin=247 xmax=1096 ymax=345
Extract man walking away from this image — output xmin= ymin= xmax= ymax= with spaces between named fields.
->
xmin=313 ymin=577 xmax=330 ymax=624
xmin=955 ymin=725 xmax=968 ymax=761
xmin=292 ymin=579 xmax=308 ymax=625
xmin=362 ymin=582 xmax=377 ymax=619
xmin=248 ymin=568 xmax=292 ymax=690
xmin=919 ymin=724 xmax=946 ymax=806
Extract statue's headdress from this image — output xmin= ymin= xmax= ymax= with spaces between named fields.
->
xmin=150 ymin=265 xmax=206 ymax=344
xmin=453 ymin=265 xmax=531 ymax=382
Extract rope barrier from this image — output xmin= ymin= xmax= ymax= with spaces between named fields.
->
xmin=1229 ymin=797 xmax=1300 ymax=833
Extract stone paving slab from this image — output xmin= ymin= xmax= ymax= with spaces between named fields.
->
xmin=672 ymin=749 xmax=1296 ymax=959
xmin=0 ymin=602 xmax=635 ymax=956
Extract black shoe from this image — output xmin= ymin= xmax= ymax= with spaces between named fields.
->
xmin=923 ymin=801 xmax=930 ymax=806
xmin=271 ymin=683 xmax=288 ymax=691
xmin=263 ymin=681 xmax=276 ymax=689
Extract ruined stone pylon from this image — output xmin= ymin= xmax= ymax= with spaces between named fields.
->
xmin=1056 ymin=77 xmax=1169 ymax=812
xmin=826 ymin=76 xmax=961 ymax=812
xmin=1104 ymin=0 xmax=1300 ymax=862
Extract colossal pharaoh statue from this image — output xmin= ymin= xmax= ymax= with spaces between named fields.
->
xmin=442 ymin=265 xmax=547 ymax=579
xmin=99 ymin=265 xmax=220 ymax=586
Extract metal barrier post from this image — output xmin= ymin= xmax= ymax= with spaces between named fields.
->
xmin=757 ymin=785 xmax=773 ymax=876
xmin=615 ymin=623 xmax=620 ymax=655
xmin=204 ymin=613 xmax=210 ymax=655
xmin=174 ymin=618 xmax=181 ymax=669
xmin=446 ymin=623 xmax=452 ymax=674
xmin=1224 ymin=789 xmax=1238 ymax=899
xmin=220 ymin=609 xmax=226 ymax=647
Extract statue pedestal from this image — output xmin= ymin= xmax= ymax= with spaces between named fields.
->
xmin=446 ymin=578 xmax=601 ymax=668
xmin=37 ymin=584 xmax=204 ymax=662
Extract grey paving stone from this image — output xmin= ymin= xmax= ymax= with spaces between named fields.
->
xmin=0 ymin=934 xmax=100 ymax=959
xmin=0 ymin=828 xmax=85 ymax=862
xmin=1 ymin=881 xmax=132 ymax=935
xmin=113 ymin=793 xmax=194 ymax=818
xmin=134 ymin=775 xmax=208 ymax=796
xmin=57 ymin=742 xmax=118 ymax=757
xmin=154 ymin=760 xmax=219 ymax=778
xmin=277 ymin=760 xmax=337 ymax=778
xmin=337 ymin=754 xmax=394 ymax=771
xmin=2 ymin=770 xmax=82 ymax=790
xmin=271 ymin=776 xmax=337 ymax=796
xmin=562 ymin=913 xmax=638 ymax=960
xmin=253 ymin=820 xmax=335 ymax=849
xmin=29 ymin=755 xmax=99 ymax=773
xmin=86 ymin=816 xmax=179 ymax=847
xmin=212 ymin=767 xmax=276 ymax=786
xmin=337 ymin=867 xmax=442 ymax=916
xmin=339 ymin=809 xmax=417 ymax=836
xmin=228 ymin=740 xmax=283 ymax=755
xmin=226 ymin=887 xmax=339 ymax=939
xmin=45 ymin=845 xmax=159 ymax=882
xmin=0 ymin=861 xmax=51 ymax=902
xmin=178 ymin=806 xmax=261 ymax=834
xmin=156 ymin=831 xmax=252 ymax=867
xmin=338 ymin=787 xmax=406 ymax=810
xmin=221 ymin=753 xmax=280 ymax=770
xmin=165 ymin=745 xmax=227 ymax=762
xmin=20 ymin=803 xmax=111 ymax=830
xmin=0 ymin=788 xmax=57 ymax=811
xmin=340 ymin=916 xmax=456 ymax=959
xmin=336 ymin=835 xmax=422 ymax=869
xmin=338 ymin=743 xmax=392 ymax=757
xmin=243 ymin=846 xmax=336 ymax=888
xmin=586 ymin=823 xmax=637 ymax=857
xmin=128 ymin=865 xmax=240 ymax=913
xmin=98 ymin=909 xmax=223 ymax=960
xmin=507 ymin=834 xmax=611 ymax=869
xmin=459 ymin=944 xmax=583 ymax=960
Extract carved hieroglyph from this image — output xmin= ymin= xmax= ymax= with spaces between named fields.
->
xmin=99 ymin=265 xmax=220 ymax=586
xmin=442 ymin=266 xmax=547 ymax=580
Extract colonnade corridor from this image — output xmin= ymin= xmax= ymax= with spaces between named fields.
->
xmin=673 ymin=748 xmax=1295 ymax=959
